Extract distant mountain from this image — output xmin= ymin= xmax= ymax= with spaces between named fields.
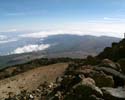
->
xmin=43 ymin=34 xmax=121 ymax=58
xmin=0 ymin=34 xmax=121 ymax=68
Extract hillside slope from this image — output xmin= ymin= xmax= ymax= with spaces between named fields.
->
xmin=0 ymin=63 xmax=68 ymax=99
xmin=43 ymin=35 xmax=120 ymax=58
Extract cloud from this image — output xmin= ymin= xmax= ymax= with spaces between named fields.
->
xmin=0 ymin=34 xmax=18 ymax=44
xmin=103 ymin=17 xmax=115 ymax=20
xmin=2 ymin=18 xmax=125 ymax=39
xmin=20 ymin=30 xmax=83 ymax=39
xmin=12 ymin=44 xmax=50 ymax=54
xmin=103 ymin=17 xmax=125 ymax=22
xmin=20 ymin=21 xmax=125 ymax=38
xmin=0 ymin=38 xmax=18 ymax=44
xmin=0 ymin=33 xmax=19 ymax=44
xmin=0 ymin=35 xmax=7 ymax=40
xmin=0 ymin=29 xmax=17 ymax=33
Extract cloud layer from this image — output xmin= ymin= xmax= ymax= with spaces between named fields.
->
xmin=0 ymin=38 xmax=18 ymax=44
xmin=20 ymin=30 xmax=82 ymax=39
xmin=19 ymin=20 xmax=125 ymax=38
xmin=12 ymin=44 xmax=50 ymax=54
xmin=0 ymin=34 xmax=18 ymax=44
xmin=0 ymin=35 xmax=7 ymax=40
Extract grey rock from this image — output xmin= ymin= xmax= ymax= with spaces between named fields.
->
xmin=102 ymin=87 xmax=125 ymax=100
xmin=99 ymin=59 xmax=121 ymax=71
xmin=92 ymin=71 xmax=114 ymax=87
xmin=95 ymin=67 xmax=125 ymax=80
xmin=73 ymin=78 xmax=103 ymax=98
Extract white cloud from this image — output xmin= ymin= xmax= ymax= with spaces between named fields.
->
xmin=0 ymin=34 xmax=18 ymax=44
xmin=103 ymin=17 xmax=125 ymax=22
xmin=12 ymin=44 xmax=50 ymax=54
xmin=20 ymin=30 xmax=82 ymax=39
xmin=2 ymin=18 xmax=125 ymax=39
xmin=0 ymin=29 xmax=17 ymax=33
xmin=0 ymin=35 xmax=7 ymax=40
xmin=0 ymin=38 xmax=18 ymax=44
xmin=20 ymin=21 xmax=125 ymax=39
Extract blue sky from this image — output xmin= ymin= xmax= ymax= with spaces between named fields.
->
xmin=0 ymin=0 xmax=125 ymax=37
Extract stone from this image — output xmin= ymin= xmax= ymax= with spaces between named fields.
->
xmin=29 ymin=94 xmax=34 ymax=99
xmin=78 ymin=66 xmax=115 ymax=87
xmin=102 ymin=87 xmax=125 ymax=100
xmin=61 ymin=75 xmax=81 ymax=90
xmin=99 ymin=59 xmax=121 ymax=71
xmin=73 ymin=78 xmax=103 ymax=99
xmin=92 ymin=71 xmax=114 ymax=87
xmin=56 ymin=76 xmax=63 ymax=83
xmin=95 ymin=66 xmax=125 ymax=87
xmin=48 ymin=82 xmax=54 ymax=89
xmin=75 ymin=65 xmax=96 ymax=77
xmin=82 ymin=77 xmax=96 ymax=86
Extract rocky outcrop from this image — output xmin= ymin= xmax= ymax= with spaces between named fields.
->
xmin=97 ymin=39 xmax=125 ymax=61
xmin=5 ymin=58 xmax=125 ymax=100
xmin=51 ymin=59 xmax=125 ymax=100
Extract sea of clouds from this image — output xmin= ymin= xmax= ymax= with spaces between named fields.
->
xmin=0 ymin=28 xmax=123 ymax=55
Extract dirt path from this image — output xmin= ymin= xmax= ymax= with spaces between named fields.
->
xmin=0 ymin=63 xmax=68 ymax=99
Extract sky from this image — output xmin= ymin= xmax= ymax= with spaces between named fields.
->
xmin=0 ymin=0 xmax=125 ymax=38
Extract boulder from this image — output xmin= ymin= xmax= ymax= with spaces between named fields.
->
xmin=85 ymin=55 xmax=99 ymax=65
xmin=99 ymin=59 xmax=121 ymax=71
xmin=76 ymin=65 xmax=115 ymax=87
xmin=94 ymin=67 xmax=125 ymax=87
xmin=102 ymin=87 xmax=125 ymax=100
xmin=60 ymin=75 xmax=81 ymax=91
xmin=73 ymin=78 xmax=103 ymax=99
xmin=82 ymin=77 xmax=96 ymax=85
xmin=78 ymin=65 xmax=114 ymax=87
xmin=92 ymin=71 xmax=114 ymax=87
xmin=75 ymin=65 xmax=96 ymax=77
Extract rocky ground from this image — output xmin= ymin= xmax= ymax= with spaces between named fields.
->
xmin=0 ymin=63 xmax=68 ymax=100
xmin=4 ymin=58 xmax=125 ymax=100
